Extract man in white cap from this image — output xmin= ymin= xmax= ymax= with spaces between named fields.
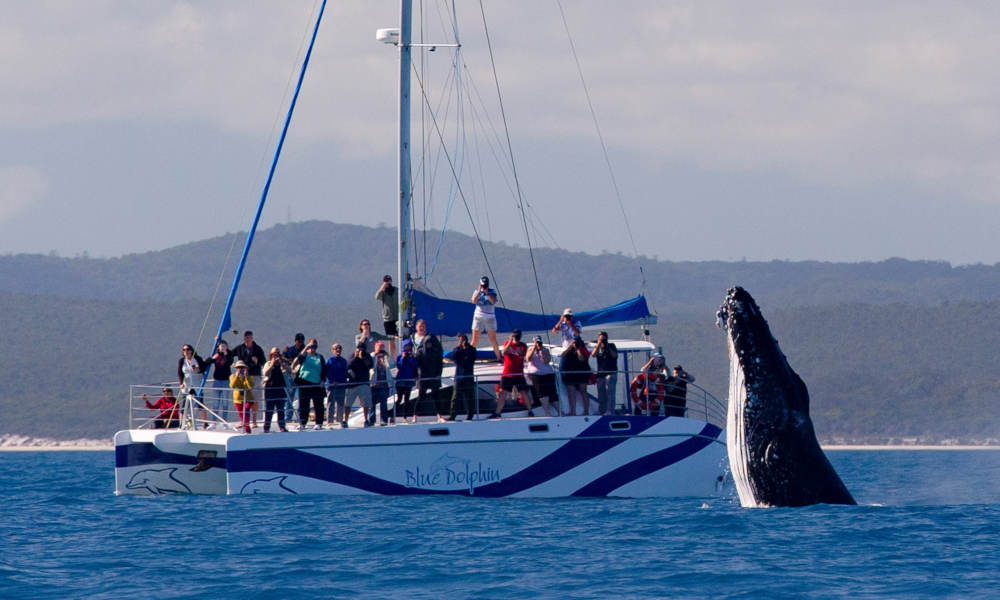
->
xmin=552 ymin=308 xmax=582 ymax=348
xmin=470 ymin=275 xmax=501 ymax=360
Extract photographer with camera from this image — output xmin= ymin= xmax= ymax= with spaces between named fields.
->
xmin=552 ymin=308 xmax=582 ymax=349
xmin=560 ymin=336 xmax=592 ymax=416
xmin=470 ymin=276 xmax=501 ymax=361
xmin=525 ymin=335 xmax=557 ymax=416
xmin=291 ymin=338 xmax=326 ymax=430
xmin=592 ymin=331 xmax=619 ymax=415
xmin=490 ymin=329 xmax=532 ymax=419
xmin=344 ymin=342 xmax=373 ymax=428
xmin=375 ymin=275 xmax=399 ymax=357
xmin=446 ymin=333 xmax=478 ymax=421
xmin=261 ymin=347 xmax=290 ymax=433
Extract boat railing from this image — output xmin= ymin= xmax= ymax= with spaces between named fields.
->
xmin=548 ymin=369 xmax=726 ymax=427
xmin=128 ymin=368 xmax=727 ymax=431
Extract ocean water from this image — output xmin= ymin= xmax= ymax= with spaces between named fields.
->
xmin=1 ymin=450 xmax=998 ymax=599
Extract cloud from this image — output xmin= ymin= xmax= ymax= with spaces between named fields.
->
xmin=4 ymin=2 xmax=999 ymax=196
xmin=1 ymin=2 xmax=999 ymax=260
xmin=0 ymin=166 xmax=48 ymax=222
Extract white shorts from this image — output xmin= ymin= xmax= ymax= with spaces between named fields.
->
xmin=472 ymin=313 xmax=497 ymax=333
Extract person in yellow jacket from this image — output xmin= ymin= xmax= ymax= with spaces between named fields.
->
xmin=230 ymin=360 xmax=255 ymax=433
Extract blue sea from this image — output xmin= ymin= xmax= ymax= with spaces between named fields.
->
xmin=2 ymin=450 xmax=998 ymax=599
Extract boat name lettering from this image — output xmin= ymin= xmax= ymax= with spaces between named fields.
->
xmin=404 ymin=461 xmax=501 ymax=494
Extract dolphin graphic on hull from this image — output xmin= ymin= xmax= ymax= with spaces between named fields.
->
xmin=239 ymin=476 xmax=297 ymax=495
xmin=718 ymin=286 xmax=855 ymax=507
xmin=125 ymin=467 xmax=193 ymax=495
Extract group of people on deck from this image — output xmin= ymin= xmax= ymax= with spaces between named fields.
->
xmin=146 ymin=274 xmax=694 ymax=431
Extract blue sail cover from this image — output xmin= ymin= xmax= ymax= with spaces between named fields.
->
xmin=412 ymin=290 xmax=655 ymax=336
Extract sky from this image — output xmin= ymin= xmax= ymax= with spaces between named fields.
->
xmin=2 ymin=1 xmax=999 ymax=264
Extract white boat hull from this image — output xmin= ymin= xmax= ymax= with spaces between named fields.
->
xmin=114 ymin=429 xmax=233 ymax=495
xmin=116 ymin=416 xmax=727 ymax=498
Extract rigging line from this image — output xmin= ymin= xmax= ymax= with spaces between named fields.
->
xmin=462 ymin=90 xmax=514 ymax=204
xmin=458 ymin=49 xmax=534 ymax=242
xmin=424 ymin=19 xmax=467 ymax=278
xmin=459 ymin=55 xmax=557 ymax=250
xmin=555 ymin=0 xmax=646 ymax=292
xmin=409 ymin=64 xmax=503 ymax=308
xmin=477 ymin=0 xmax=547 ymax=319
xmin=469 ymin=110 xmax=494 ymax=243
xmin=420 ymin=0 xmax=428 ymax=278
xmin=461 ymin=76 xmax=522 ymax=209
xmin=416 ymin=1 xmax=463 ymax=279
xmin=461 ymin=62 xmax=520 ymax=196
xmin=526 ymin=205 xmax=561 ymax=250
xmin=410 ymin=51 xmax=462 ymax=279
xmin=194 ymin=0 xmax=322 ymax=352
xmin=212 ymin=0 xmax=327 ymax=340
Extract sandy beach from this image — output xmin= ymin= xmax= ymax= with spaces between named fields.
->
xmin=0 ymin=435 xmax=112 ymax=451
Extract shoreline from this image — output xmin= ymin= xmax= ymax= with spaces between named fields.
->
xmin=1 ymin=443 xmax=999 ymax=452
xmin=823 ymin=444 xmax=1000 ymax=451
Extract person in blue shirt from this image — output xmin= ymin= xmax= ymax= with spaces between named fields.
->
xmin=470 ymin=275 xmax=501 ymax=361
xmin=291 ymin=338 xmax=326 ymax=430
xmin=325 ymin=343 xmax=349 ymax=426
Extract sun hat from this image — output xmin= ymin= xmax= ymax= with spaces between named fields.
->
xmin=233 ymin=360 xmax=248 ymax=369
xmin=562 ymin=308 xmax=573 ymax=316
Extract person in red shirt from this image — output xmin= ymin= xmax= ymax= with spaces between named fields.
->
xmin=143 ymin=387 xmax=180 ymax=429
xmin=491 ymin=329 xmax=533 ymax=419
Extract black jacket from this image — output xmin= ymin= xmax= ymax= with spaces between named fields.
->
xmin=417 ymin=334 xmax=443 ymax=378
xmin=233 ymin=341 xmax=266 ymax=376
xmin=450 ymin=345 xmax=477 ymax=379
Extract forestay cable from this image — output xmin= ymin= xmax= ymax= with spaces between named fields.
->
xmin=555 ymin=0 xmax=647 ymax=292
xmin=478 ymin=0 xmax=548 ymax=320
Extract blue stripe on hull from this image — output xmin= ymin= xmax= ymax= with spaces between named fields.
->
xmin=115 ymin=442 xmax=226 ymax=470
xmin=571 ymin=423 xmax=722 ymax=496
xmin=228 ymin=417 xmax=719 ymax=497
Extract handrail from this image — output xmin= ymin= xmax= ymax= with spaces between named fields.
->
xmin=129 ymin=368 xmax=726 ymax=431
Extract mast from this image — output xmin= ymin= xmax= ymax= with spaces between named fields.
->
xmin=189 ymin=0 xmax=327 ymax=428
xmin=397 ymin=0 xmax=413 ymax=331
xmin=378 ymin=1 xmax=457 ymax=331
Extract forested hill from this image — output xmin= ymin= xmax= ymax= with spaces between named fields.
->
xmin=2 ymin=220 xmax=999 ymax=316
xmin=1 ymin=220 xmax=998 ymax=443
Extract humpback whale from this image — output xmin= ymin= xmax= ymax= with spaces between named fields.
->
xmin=718 ymin=286 xmax=855 ymax=507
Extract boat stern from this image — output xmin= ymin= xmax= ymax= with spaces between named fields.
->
xmin=114 ymin=429 xmax=232 ymax=495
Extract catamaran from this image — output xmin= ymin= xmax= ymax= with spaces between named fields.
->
xmin=115 ymin=1 xmax=728 ymax=497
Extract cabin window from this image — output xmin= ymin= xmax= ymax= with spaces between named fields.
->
xmin=529 ymin=424 xmax=549 ymax=433
xmin=609 ymin=421 xmax=630 ymax=431
xmin=429 ymin=428 xmax=449 ymax=437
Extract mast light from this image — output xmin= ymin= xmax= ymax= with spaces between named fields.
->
xmin=376 ymin=28 xmax=399 ymax=44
